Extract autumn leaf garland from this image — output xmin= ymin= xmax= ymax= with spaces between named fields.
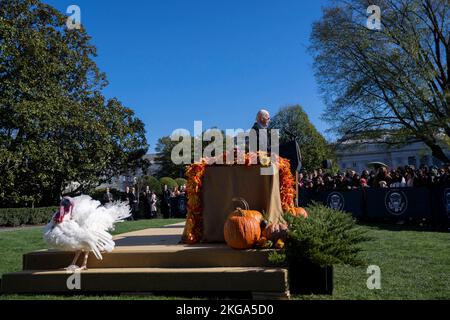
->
xmin=181 ymin=152 xmax=296 ymax=244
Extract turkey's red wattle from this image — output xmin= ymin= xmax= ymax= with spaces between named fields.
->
xmin=54 ymin=206 xmax=69 ymax=223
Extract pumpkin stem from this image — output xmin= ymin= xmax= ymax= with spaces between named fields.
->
xmin=232 ymin=197 xmax=249 ymax=211
xmin=235 ymin=207 xmax=246 ymax=216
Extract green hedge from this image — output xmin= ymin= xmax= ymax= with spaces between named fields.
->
xmin=90 ymin=188 xmax=124 ymax=203
xmin=159 ymin=177 xmax=178 ymax=189
xmin=175 ymin=178 xmax=187 ymax=187
xmin=0 ymin=207 xmax=57 ymax=227
xmin=140 ymin=176 xmax=162 ymax=195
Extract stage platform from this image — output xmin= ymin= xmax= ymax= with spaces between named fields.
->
xmin=1 ymin=223 xmax=290 ymax=298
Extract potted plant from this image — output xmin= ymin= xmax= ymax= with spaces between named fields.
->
xmin=270 ymin=202 xmax=370 ymax=295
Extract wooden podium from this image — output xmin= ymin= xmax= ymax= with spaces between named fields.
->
xmin=201 ymin=165 xmax=284 ymax=243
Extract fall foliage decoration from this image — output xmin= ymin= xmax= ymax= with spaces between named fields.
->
xmin=274 ymin=239 xmax=285 ymax=249
xmin=182 ymin=151 xmax=296 ymax=244
xmin=287 ymin=207 xmax=309 ymax=218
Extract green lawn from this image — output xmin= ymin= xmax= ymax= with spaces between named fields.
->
xmin=1 ymin=221 xmax=449 ymax=300
xmin=298 ymin=224 xmax=450 ymax=300
xmin=0 ymin=219 xmax=184 ymax=277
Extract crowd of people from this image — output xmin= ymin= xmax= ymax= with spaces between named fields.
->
xmin=298 ymin=164 xmax=450 ymax=192
xmin=101 ymin=164 xmax=450 ymax=217
xmin=102 ymin=184 xmax=187 ymax=220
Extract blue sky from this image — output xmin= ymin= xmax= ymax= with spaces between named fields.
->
xmin=43 ymin=0 xmax=331 ymax=152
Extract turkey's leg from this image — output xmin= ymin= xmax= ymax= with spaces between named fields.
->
xmin=78 ymin=251 xmax=89 ymax=270
xmin=65 ymin=251 xmax=81 ymax=270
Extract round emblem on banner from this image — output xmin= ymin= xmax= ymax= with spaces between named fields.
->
xmin=444 ymin=188 xmax=450 ymax=218
xmin=179 ymin=197 xmax=186 ymax=213
xmin=385 ymin=190 xmax=408 ymax=216
xmin=327 ymin=192 xmax=345 ymax=211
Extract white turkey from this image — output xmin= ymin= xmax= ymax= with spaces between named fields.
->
xmin=43 ymin=195 xmax=131 ymax=271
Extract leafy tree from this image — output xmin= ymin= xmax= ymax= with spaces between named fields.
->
xmin=155 ymin=136 xmax=187 ymax=178
xmin=269 ymin=105 xmax=336 ymax=170
xmin=155 ymin=129 xmax=229 ymax=178
xmin=0 ymin=0 xmax=148 ymax=206
xmin=310 ymin=0 xmax=450 ymax=163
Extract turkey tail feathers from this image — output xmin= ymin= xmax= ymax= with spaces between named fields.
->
xmin=105 ymin=201 xmax=132 ymax=223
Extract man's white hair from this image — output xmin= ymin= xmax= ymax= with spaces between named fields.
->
xmin=256 ymin=109 xmax=270 ymax=122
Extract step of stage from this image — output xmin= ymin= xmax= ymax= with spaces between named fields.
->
xmin=1 ymin=267 xmax=289 ymax=295
xmin=22 ymin=224 xmax=275 ymax=270
xmin=23 ymin=246 xmax=275 ymax=270
xmin=2 ymin=223 xmax=289 ymax=297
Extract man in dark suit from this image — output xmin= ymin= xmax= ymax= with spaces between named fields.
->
xmin=250 ymin=109 xmax=271 ymax=152
xmin=123 ymin=186 xmax=130 ymax=202
xmin=129 ymin=187 xmax=138 ymax=220
xmin=122 ymin=186 xmax=133 ymax=221
xmin=142 ymin=186 xmax=152 ymax=219
xmin=161 ymin=184 xmax=171 ymax=219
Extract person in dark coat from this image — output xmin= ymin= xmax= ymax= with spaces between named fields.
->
xmin=250 ymin=109 xmax=272 ymax=152
xmin=122 ymin=186 xmax=130 ymax=202
xmin=122 ymin=186 xmax=133 ymax=221
xmin=142 ymin=186 xmax=153 ymax=219
xmin=129 ymin=187 xmax=138 ymax=220
xmin=161 ymin=184 xmax=171 ymax=219
xmin=103 ymin=187 xmax=114 ymax=204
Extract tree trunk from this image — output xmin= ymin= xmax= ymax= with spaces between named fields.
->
xmin=428 ymin=142 xmax=450 ymax=164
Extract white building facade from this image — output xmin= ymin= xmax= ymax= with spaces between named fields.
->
xmin=97 ymin=154 xmax=161 ymax=191
xmin=336 ymin=140 xmax=450 ymax=173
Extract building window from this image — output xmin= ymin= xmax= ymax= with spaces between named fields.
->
xmin=408 ymin=156 xmax=416 ymax=167
xmin=420 ymin=156 xmax=428 ymax=166
xmin=352 ymin=162 xmax=357 ymax=168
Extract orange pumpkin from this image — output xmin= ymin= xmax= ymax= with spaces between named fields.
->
xmin=224 ymin=198 xmax=262 ymax=249
xmin=230 ymin=198 xmax=263 ymax=222
xmin=287 ymin=207 xmax=308 ymax=218
xmin=262 ymin=223 xmax=289 ymax=242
